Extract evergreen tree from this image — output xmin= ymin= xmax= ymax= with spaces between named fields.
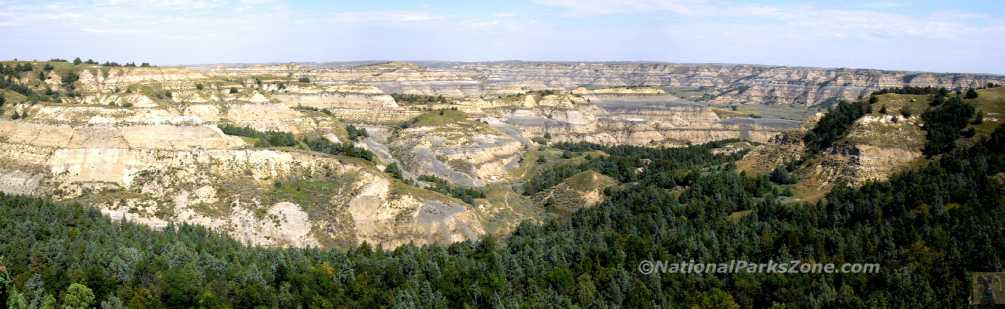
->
xmin=965 ymin=88 xmax=979 ymax=99
xmin=385 ymin=163 xmax=403 ymax=180
xmin=61 ymin=283 xmax=94 ymax=309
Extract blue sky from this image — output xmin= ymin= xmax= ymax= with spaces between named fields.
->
xmin=1 ymin=0 xmax=1003 ymax=74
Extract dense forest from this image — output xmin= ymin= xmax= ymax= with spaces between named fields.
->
xmin=802 ymin=100 xmax=872 ymax=153
xmin=1 ymin=118 xmax=1002 ymax=307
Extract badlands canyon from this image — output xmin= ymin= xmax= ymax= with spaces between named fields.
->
xmin=1 ymin=60 xmax=1003 ymax=248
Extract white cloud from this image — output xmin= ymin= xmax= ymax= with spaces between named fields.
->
xmin=328 ymin=11 xmax=443 ymax=23
xmin=534 ymin=0 xmax=997 ymax=40
xmin=533 ymin=0 xmax=705 ymax=16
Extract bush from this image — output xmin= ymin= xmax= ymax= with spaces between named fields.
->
xmin=768 ymin=166 xmax=798 ymax=184
xmin=961 ymin=127 xmax=976 ymax=138
xmin=346 ymin=124 xmax=369 ymax=142
xmin=298 ymin=77 xmax=310 ymax=83
xmin=306 ymin=137 xmax=375 ymax=161
xmin=218 ymin=124 xmax=296 ymax=147
xmin=965 ymin=88 xmax=979 ymax=99
xmin=417 ymin=175 xmax=484 ymax=204
xmin=229 ymin=87 xmax=239 ymax=94
xmin=385 ymin=163 xmax=403 ymax=180
xmin=390 ymin=93 xmax=448 ymax=105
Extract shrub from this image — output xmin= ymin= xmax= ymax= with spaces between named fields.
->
xmin=219 ymin=124 xmax=296 ymax=147
xmin=965 ymin=88 xmax=978 ymax=99
xmin=305 ymin=137 xmax=375 ymax=161
xmin=417 ymin=175 xmax=484 ymax=204
xmin=769 ymin=166 xmax=798 ymax=184
xmin=385 ymin=163 xmax=403 ymax=180
xmin=346 ymin=124 xmax=369 ymax=142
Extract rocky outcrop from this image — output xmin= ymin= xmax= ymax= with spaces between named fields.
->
xmin=203 ymin=62 xmax=1005 ymax=105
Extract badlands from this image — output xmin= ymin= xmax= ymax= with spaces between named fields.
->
xmin=1 ymin=60 xmax=1002 ymax=248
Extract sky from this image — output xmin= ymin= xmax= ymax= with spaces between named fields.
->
xmin=1 ymin=0 xmax=1003 ymax=74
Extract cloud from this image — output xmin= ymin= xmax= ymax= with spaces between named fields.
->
xmin=533 ymin=0 xmax=701 ymax=16
xmin=534 ymin=0 xmax=997 ymax=40
xmin=328 ymin=11 xmax=443 ymax=23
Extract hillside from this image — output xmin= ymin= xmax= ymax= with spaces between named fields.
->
xmin=1 ymin=124 xmax=1001 ymax=307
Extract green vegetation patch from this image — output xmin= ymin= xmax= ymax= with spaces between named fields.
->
xmin=390 ymin=93 xmax=449 ymax=105
xmin=401 ymin=109 xmax=469 ymax=128
xmin=417 ymin=175 xmax=486 ymax=205
xmin=219 ymin=124 xmax=297 ymax=147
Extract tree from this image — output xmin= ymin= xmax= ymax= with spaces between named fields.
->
xmin=385 ymin=163 xmax=403 ymax=180
xmin=72 ymin=58 xmax=82 ymax=65
xmin=868 ymin=96 xmax=878 ymax=104
xmin=41 ymin=295 xmax=56 ymax=309
xmin=879 ymin=105 xmax=887 ymax=114
xmin=961 ymin=127 xmax=976 ymax=138
xmin=900 ymin=107 xmax=912 ymax=118
xmin=229 ymin=87 xmax=239 ymax=94
xmin=965 ymin=88 xmax=979 ymax=99
xmin=931 ymin=94 xmax=945 ymax=106
xmin=100 ymin=296 xmax=126 ymax=309
xmin=61 ymin=283 xmax=95 ymax=309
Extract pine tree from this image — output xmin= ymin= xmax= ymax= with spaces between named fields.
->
xmin=965 ymin=88 xmax=979 ymax=99
xmin=385 ymin=163 xmax=403 ymax=180
xmin=72 ymin=57 xmax=82 ymax=65
xmin=62 ymin=283 xmax=95 ymax=309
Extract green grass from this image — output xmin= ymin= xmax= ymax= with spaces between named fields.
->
xmin=389 ymin=180 xmax=464 ymax=205
xmin=667 ymin=86 xmax=712 ymax=101
xmin=713 ymin=104 xmax=821 ymax=121
xmin=967 ymin=87 xmax=1005 ymax=139
xmin=403 ymin=109 xmax=469 ymax=127
xmin=270 ymin=175 xmax=357 ymax=213
xmin=478 ymin=183 xmax=546 ymax=234
xmin=561 ymin=170 xmax=617 ymax=192
xmin=870 ymin=93 xmax=931 ymax=118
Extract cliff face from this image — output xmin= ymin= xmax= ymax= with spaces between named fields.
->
xmin=208 ymin=62 xmax=1005 ymax=106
